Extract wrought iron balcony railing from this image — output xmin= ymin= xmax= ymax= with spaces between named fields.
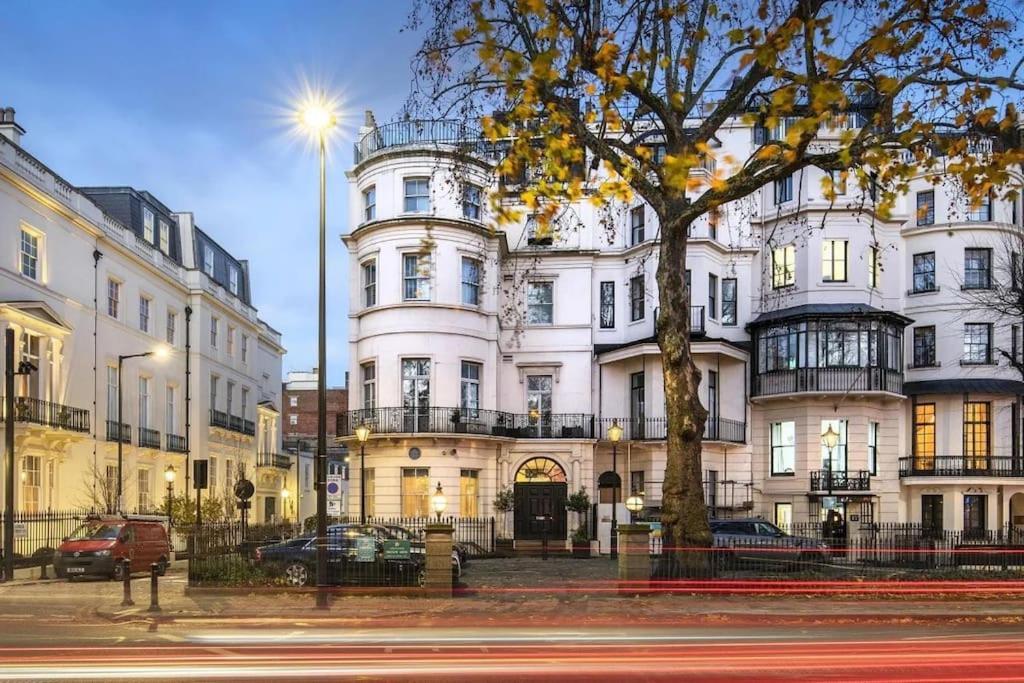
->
xmin=166 ymin=433 xmax=187 ymax=453
xmin=257 ymin=453 xmax=293 ymax=470
xmin=1 ymin=395 xmax=90 ymax=433
xmin=810 ymin=469 xmax=871 ymax=492
xmin=753 ymin=367 xmax=903 ymax=397
xmin=138 ymin=427 xmax=161 ymax=450
xmin=209 ymin=410 xmax=256 ymax=437
xmin=594 ymin=416 xmax=746 ymax=443
xmin=105 ymin=420 xmax=131 ymax=444
xmin=338 ymin=407 xmax=594 ymax=439
xmin=899 ymin=456 xmax=1024 ymax=477
xmin=353 ymin=120 xmax=484 ymax=164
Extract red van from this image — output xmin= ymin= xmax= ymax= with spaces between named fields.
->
xmin=54 ymin=515 xmax=171 ymax=580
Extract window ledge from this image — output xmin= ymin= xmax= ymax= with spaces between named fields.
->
xmin=960 ymin=360 xmax=996 ymax=367
xmin=906 ymin=287 xmax=940 ymax=296
xmin=961 ymin=285 xmax=993 ymax=291
xmin=770 ymin=472 xmax=796 ymax=477
xmin=908 ymin=362 xmax=941 ymax=369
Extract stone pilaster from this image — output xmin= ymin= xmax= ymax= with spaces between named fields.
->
xmin=616 ymin=524 xmax=651 ymax=594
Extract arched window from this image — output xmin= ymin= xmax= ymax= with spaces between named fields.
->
xmin=515 ymin=457 xmax=566 ymax=483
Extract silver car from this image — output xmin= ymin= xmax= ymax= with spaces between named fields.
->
xmin=711 ymin=519 xmax=830 ymax=565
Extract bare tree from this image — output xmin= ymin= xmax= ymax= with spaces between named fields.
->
xmin=407 ymin=0 xmax=1024 ymax=563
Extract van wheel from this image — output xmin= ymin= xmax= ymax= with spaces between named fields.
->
xmin=157 ymin=558 xmax=168 ymax=576
xmin=111 ymin=562 xmax=126 ymax=582
xmin=284 ymin=562 xmax=310 ymax=587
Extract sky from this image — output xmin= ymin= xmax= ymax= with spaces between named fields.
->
xmin=3 ymin=0 xmax=421 ymax=386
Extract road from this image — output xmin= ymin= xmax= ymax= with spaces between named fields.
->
xmin=2 ymin=565 xmax=1024 ymax=680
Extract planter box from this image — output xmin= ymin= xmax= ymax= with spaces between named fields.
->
xmin=571 ymin=541 xmax=589 ymax=558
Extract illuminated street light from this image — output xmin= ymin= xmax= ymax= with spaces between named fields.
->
xmin=431 ymin=482 xmax=447 ymax=522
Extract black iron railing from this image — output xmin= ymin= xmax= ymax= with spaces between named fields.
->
xmin=210 ymin=410 xmax=255 ymax=437
xmin=138 ymin=427 xmax=161 ymax=449
xmin=354 ymin=120 xmax=484 ymax=164
xmin=1 ymin=395 xmax=90 ymax=433
xmin=105 ymin=420 xmax=131 ymax=444
xmin=899 ymin=456 xmax=1024 ymax=477
xmin=594 ymin=416 xmax=746 ymax=443
xmin=809 ymin=469 xmax=871 ymax=492
xmin=166 ymin=433 xmax=187 ymax=453
xmin=338 ymin=407 xmax=594 ymax=439
xmin=257 ymin=453 xmax=293 ymax=470
xmin=753 ymin=367 xmax=903 ymax=397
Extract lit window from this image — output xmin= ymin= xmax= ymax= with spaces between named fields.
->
xmin=19 ymin=229 xmax=39 ymax=280
xmin=963 ymin=401 xmax=991 ymax=468
xmin=401 ymin=468 xmax=430 ymax=516
xmin=772 ymin=245 xmax=795 ymax=288
xmin=822 ymin=239 xmax=848 ymax=282
xmin=460 ymin=469 xmax=479 ymax=517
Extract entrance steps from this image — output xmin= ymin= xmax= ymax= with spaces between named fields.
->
xmin=512 ymin=540 xmax=571 ymax=556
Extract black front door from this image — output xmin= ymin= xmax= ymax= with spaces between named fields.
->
xmin=514 ymin=483 xmax=567 ymax=540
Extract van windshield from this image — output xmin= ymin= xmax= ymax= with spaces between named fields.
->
xmin=68 ymin=523 xmax=123 ymax=541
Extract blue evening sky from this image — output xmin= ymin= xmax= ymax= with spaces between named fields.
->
xmin=4 ymin=1 xmax=419 ymax=387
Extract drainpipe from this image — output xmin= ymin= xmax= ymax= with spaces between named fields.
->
xmin=92 ymin=247 xmax=102 ymax=508
xmin=185 ymin=305 xmax=192 ymax=502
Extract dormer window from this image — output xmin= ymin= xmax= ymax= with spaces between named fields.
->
xmin=203 ymin=245 xmax=215 ymax=277
xmin=158 ymin=220 xmax=170 ymax=254
xmin=229 ymin=266 xmax=239 ymax=295
xmin=143 ymin=207 xmax=155 ymax=243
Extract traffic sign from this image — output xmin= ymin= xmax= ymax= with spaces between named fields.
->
xmin=326 ymin=475 xmax=342 ymax=500
xmin=327 ymin=499 xmax=341 ymax=515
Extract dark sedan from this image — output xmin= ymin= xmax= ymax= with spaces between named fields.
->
xmin=255 ymin=535 xmax=425 ymax=587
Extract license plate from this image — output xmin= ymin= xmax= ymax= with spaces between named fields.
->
xmin=66 ymin=567 xmax=86 ymax=574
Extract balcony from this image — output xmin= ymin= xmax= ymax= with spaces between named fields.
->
xmin=105 ymin=420 xmax=131 ymax=444
xmin=1 ymin=396 xmax=90 ymax=433
xmin=138 ymin=427 xmax=161 ymax=450
xmin=899 ymin=456 xmax=1024 ymax=478
xmin=353 ymin=120 xmax=483 ymax=164
xmin=257 ymin=453 xmax=293 ymax=470
xmin=166 ymin=433 xmax=187 ymax=453
xmin=338 ymin=407 xmax=595 ymax=439
xmin=210 ymin=410 xmax=255 ymax=437
xmin=690 ymin=305 xmax=705 ymax=336
xmin=594 ymin=416 xmax=746 ymax=443
xmin=753 ymin=367 xmax=903 ymax=397
xmin=810 ymin=469 xmax=871 ymax=492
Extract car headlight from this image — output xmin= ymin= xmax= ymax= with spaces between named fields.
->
xmin=95 ymin=549 xmax=111 ymax=557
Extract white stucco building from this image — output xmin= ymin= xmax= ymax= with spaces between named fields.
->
xmin=339 ymin=110 xmax=1024 ymax=545
xmin=0 ymin=108 xmax=289 ymax=522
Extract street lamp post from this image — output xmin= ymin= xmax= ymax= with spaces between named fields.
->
xmin=625 ymin=491 xmax=644 ymax=525
xmin=4 ymin=329 xmax=36 ymax=583
xmin=355 ymin=422 xmax=371 ymax=524
xmin=821 ymin=423 xmax=840 ymax=538
xmin=164 ymin=465 xmax=176 ymax=525
xmin=607 ymin=420 xmax=623 ymax=559
xmin=431 ymin=482 xmax=447 ymax=522
xmin=117 ymin=347 xmax=167 ymax=513
xmin=297 ymin=96 xmax=336 ymax=610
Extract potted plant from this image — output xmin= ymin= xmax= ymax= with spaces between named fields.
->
xmin=450 ymin=409 xmax=468 ymax=433
xmin=565 ymin=487 xmax=591 ymax=557
xmin=493 ymin=486 xmax=515 ymax=552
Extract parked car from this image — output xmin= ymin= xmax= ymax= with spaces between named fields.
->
xmin=54 ymin=516 xmax=171 ymax=580
xmin=381 ymin=524 xmax=471 ymax=568
xmin=710 ymin=518 xmax=830 ymax=565
xmin=328 ymin=524 xmax=463 ymax=578
xmin=255 ymin=535 xmax=427 ymax=587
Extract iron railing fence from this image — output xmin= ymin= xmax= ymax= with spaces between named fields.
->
xmin=338 ymin=407 xmax=594 ymax=440
xmin=0 ymin=509 xmax=109 ymax=570
xmin=594 ymin=416 xmax=746 ymax=443
xmin=105 ymin=420 xmax=131 ymax=444
xmin=301 ymin=515 xmax=496 ymax=556
xmin=353 ymin=120 xmax=484 ymax=164
xmin=753 ymin=367 xmax=903 ymax=397
xmin=809 ymin=469 xmax=871 ymax=492
xmin=256 ymin=453 xmax=294 ymax=470
xmin=899 ymin=456 xmax=1024 ymax=477
xmin=138 ymin=427 xmax=161 ymax=449
xmin=0 ymin=396 xmax=90 ymax=433
xmin=166 ymin=433 xmax=187 ymax=453
xmin=210 ymin=410 xmax=256 ymax=437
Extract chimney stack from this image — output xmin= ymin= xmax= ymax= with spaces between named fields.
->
xmin=0 ymin=108 xmax=25 ymax=145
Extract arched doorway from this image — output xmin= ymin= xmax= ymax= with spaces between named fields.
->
xmin=513 ymin=457 xmax=568 ymax=540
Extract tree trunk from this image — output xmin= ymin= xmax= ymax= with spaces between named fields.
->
xmin=656 ymin=216 xmax=711 ymax=573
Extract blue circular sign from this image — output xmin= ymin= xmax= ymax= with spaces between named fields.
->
xmin=409 ymin=447 xmax=421 ymax=460
xmin=326 ymin=480 xmax=341 ymax=496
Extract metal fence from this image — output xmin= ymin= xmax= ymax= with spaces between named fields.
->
xmin=0 ymin=509 xmax=96 ymax=567
xmin=650 ymin=524 xmax=1024 ymax=580
xmin=303 ymin=516 xmax=496 ymax=556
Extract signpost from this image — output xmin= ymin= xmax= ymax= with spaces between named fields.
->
xmin=382 ymin=539 xmax=410 ymax=560
xmin=326 ymin=475 xmax=342 ymax=519
xmin=355 ymin=536 xmax=376 ymax=562
xmin=12 ymin=523 xmax=26 ymax=540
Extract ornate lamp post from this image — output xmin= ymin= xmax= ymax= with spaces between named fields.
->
xmin=431 ymin=482 xmax=447 ymax=522
xmin=607 ymin=420 xmax=624 ymax=558
xmin=354 ymin=422 xmax=371 ymax=523
xmin=163 ymin=465 xmax=176 ymax=525
xmin=625 ymin=491 xmax=645 ymax=525
xmin=821 ymin=423 xmax=840 ymax=538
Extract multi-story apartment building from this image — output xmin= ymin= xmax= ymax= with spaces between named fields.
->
xmin=339 ymin=110 xmax=1024 ymax=546
xmin=0 ymin=108 xmax=288 ymax=522
xmin=282 ymin=369 xmax=348 ymax=521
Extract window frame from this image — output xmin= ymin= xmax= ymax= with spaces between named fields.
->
xmin=963 ymin=401 xmax=991 ymax=466
xmin=138 ymin=296 xmax=151 ymax=334
xmin=962 ymin=323 xmax=993 ymax=365
xmin=203 ymin=245 xmax=215 ymax=277
xmin=158 ymin=220 xmax=170 ymax=254
xmin=630 ymin=274 xmax=645 ymax=322
xmin=963 ymin=248 xmax=992 ymax=290
xmin=912 ymin=325 xmax=937 ymax=368
xmin=630 ymin=206 xmax=645 ymax=245
xmin=770 ymin=421 xmax=796 ymax=475
xmin=821 ymin=239 xmax=848 ymax=283
xmin=868 ymin=421 xmax=879 ymax=475
xmin=228 ymin=266 xmax=239 ymax=295
xmin=210 ymin=316 xmax=219 ymax=349
xmin=721 ymin=277 xmax=737 ymax=326
xmin=19 ymin=227 xmax=41 ymax=281
xmin=462 ymin=184 xmax=482 ymax=220
xmin=402 ymin=253 xmax=432 ymax=301
xmin=912 ymin=252 xmax=937 ymax=293
xmin=773 ymin=175 xmax=793 ymax=204
xmin=599 ymin=281 xmax=615 ymax=329
xmin=461 ymin=256 xmax=481 ymax=306
xmin=361 ymin=259 xmax=377 ymax=308
xmin=527 ymin=281 xmax=554 ymax=325
xmin=400 ymin=467 xmax=431 ymax=517
xmin=916 ymin=190 xmax=935 ymax=226
xmin=403 ymin=177 xmax=431 ymax=214
xmin=362 ymin=185 xmax=376 ymax=222
xmin=771 ymin=245 xmax=796 ymax=289
xmin=708 ymin=273 xmax=718 ymax=320
xmin=967 ymin=193 xmax=993 ymax=222
xmin=460 ymin=361 xmax=482 ymax=415
xmin=166 ymin=310 xmax=177 ymax=346
xmin=868 ymin=245 xmax=880 ymax=289
xmin=107 ymin=278 xmax=121 ymax=319
xmin=143 ymin=207 xmax=155 ymax=243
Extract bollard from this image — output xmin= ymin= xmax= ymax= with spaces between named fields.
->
xmin=120 ymin=558 xmax=134 ymax=607
xmin=38 ymin=558 xmax=49 ymax=580
xmin=148 ymin=563 xmax=161 ymax=613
